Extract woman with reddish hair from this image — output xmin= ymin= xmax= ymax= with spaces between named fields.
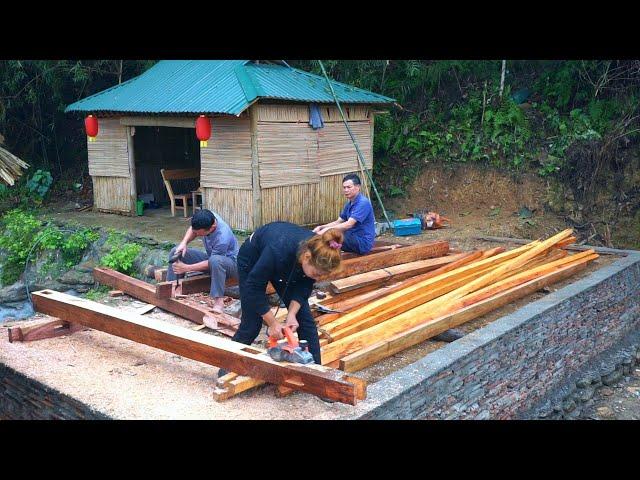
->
xmin=218 ymin=222 xmax=343 ymax=377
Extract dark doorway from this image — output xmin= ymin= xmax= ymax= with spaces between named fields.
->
xmin=133 ymin=126 xmax=200 ymax=206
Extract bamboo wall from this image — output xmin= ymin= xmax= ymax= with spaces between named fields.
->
xmin=254 ymin=104 xmax=374 ymax=227
xmin=203 ymin=187 xmax=254 ymax=231
xmin=201 ymin=116 xmax=252 ymax=190
xmin=93 ymin=176 xmax=133 ymax=213
xmin=257 ymin=122 xmax=319 ymax=188
xmin=261 ymin=182 xmax=320 ymax=226
xmin=87 ymin=118 xmax=130 ymax=177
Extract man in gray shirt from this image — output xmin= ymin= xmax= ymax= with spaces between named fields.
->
xmin=168 ymin=209 xmax=239 ymax=313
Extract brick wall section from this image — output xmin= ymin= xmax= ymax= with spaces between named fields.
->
xmin=0 ymin=365 xmax=109 ymax=420
xmin=342 ymin=250 xmax=640 ymax=420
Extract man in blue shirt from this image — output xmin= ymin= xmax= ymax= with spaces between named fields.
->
xmin=168 ymin=209 xmax=239 ymax=313
xmin=313 ymin=173 xmax=375 ymax=255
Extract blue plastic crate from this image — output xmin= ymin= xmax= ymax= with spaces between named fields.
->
xmin=392 ymin=218 xmax=422 ymax=236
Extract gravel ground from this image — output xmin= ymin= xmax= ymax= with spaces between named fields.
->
xmin=580 ymin=368 xmax=640 ymax=420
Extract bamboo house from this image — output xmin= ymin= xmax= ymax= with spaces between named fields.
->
xmin=65 ymin=60 xmax=395 ymax=231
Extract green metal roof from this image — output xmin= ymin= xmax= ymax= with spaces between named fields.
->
xmin=65 ymin=60 xmax=395 ymax=116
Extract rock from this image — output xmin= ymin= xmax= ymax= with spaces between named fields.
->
xmin=575 ymin=385 xmax=596 ymax=403
xmin=600 ymin=387 xmax=614 ymax=396
xmin=576 ymin=378 xmax=591 ymax=389
xmin=602 ymin=369 xmax=624 ymax=386
xmin=75 ymin=259 xmax=97 ymax=273
xmin=57 ymin=269 xmax=95 ymax=286
xmin=0 ymin=281 xmax=27 ymax=303
xmin=565 ymin=409 xmax=582 ymax=420
xmin=433 ymin=328 xmax=466 ymax=343
xmin=596 ymin=406 xmax=614 ymax=418
xmin=562 ymin=399 xmax=577 ymax=413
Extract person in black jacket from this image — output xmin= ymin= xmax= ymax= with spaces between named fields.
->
xmin=217 ymin=222 xmax=343 ymax=377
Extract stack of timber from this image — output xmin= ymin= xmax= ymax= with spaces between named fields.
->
xmin=217 ymin=230 xmax=599 ymax=400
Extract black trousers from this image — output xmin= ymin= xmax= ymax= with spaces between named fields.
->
xmin=231 ymin=238 xmax=322 ymax=364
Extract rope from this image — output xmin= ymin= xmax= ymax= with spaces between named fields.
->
xmin=316 ymin=60 xmax=393 ymax=227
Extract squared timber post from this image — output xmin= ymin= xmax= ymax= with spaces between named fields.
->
xmin=127 ymin=126 xmax=137 ymax=215
xmin=249 ymin=105 xmax=262 ymax=231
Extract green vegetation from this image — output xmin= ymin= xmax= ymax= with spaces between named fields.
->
xmin=99 ymin=230 xmax=142 ymax=275
xmin=84 ymin=285 xmax=110 ymax=301
xmin=293 ymin=60 xmax=640 ymax=198
xmin=0 ymin=209 xmax=99 ymax=285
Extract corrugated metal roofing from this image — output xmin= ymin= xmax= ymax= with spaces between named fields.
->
xmin=65 ymin=60 xmax=395 ymax=116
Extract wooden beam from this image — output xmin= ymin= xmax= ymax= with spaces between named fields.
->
xmin=31 ymin=290 xmax=366 ymax=405
xmin=158 ymin=274 xmax=274 ymax=297
xmin=326 ymin=240 xmax=449 ymax=280
xmin=324 ymin=247 xmax=592 ymax=365
xmin=328 ymin=252 xmax=469 ymax=293
xmin=94 ymin=267 xmax=240 ymax=334
xmin=320 ymin=246 xmax=531 ymax=338
xmin=339 ymin=258 xmax=593 ymax=372
xmin=120 ymin=116 xmax=195 ymax=129
xmin=250 ymin=105 xmax=262 ymax=230
xmin=474 ymin=235 xmax=625 ymax=256
xmin=8 ymin=319 xmax=85 ymax=343
xmin=126 ymin=126 xmax=137 ymax=215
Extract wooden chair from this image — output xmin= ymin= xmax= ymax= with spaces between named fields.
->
xmin=191 ymin=185 xmax=204 ymax=215
xmin=160 ymin=168 xmax=200 ymax=217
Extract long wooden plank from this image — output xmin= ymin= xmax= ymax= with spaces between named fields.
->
xmin=339 ymin=258 xmax=593 ymax=372
xmin=320 ymin=245 xmax=535 ymax=336
xmin=325 ymin=240 xmax=449 ymax=280
xmin=31 ymin=290 xmax=366 ymax=405
xmin=474 ymin=235 xmax=625 ymax=256
xmin=323 ymin=248 xmax=592 ymax=365
xmin=94 ymin=268 xmax=240 ymax=334
xmin=329 ymin=252 xmax=469 ymax=293
xmin=420 ymin=229 xmax=573 ymax=309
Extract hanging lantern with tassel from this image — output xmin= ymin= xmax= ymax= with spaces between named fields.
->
xmin=84 ymin=114 xmax=99 ymax=142
xmin=196 ymin=115 xmax=211 ymax=147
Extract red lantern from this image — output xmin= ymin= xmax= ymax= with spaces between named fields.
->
xmin=85 ymin=115 xmax=99 ymax=142
xmin=196 ymin=115 xmax=211 ymax=147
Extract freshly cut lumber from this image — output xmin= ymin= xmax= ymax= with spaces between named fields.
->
xmin=325 ymin=240 xmax=449 ymax=280
xmin=338 ymin=256 xmax=595 ymax=372
xmin=154 ymin=268 xmax=168 ymax=282
xmin=420 ymin=229 xmax=573 ymax=309
xmin=329 ymin=252 xmax=469 ymax=293
xmin=555 ymin=236 xmax=577 ymax=249
xmin=325 ymin=251 xmax=487 ymax=312
xmin=213 ymin=374 xmax=266 ymax=401
xmin=135 ymin=303 xmax=157 ymax=315
xmin=94 ymin=267 xmax=240 ymax=334
xmin=7 ymin=319 xmax=85 ymax=343
xmin=31 ymin=290 xmax=366 ymax=405
xmin=474 ymin=235 xmax=624 ymax=256
xmin=323 ymin=247 xmax=593 ymax=365
xmin=320 ymin=245 xmax=537 ymax=337
xmin=109 ymin=290 xmax=124 ymax=297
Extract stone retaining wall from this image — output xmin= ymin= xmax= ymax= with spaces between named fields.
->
xmin=0 ymin=364 xmax=108 ymax=419
xmin=343 ymin=249 xmax=640 ymax=420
